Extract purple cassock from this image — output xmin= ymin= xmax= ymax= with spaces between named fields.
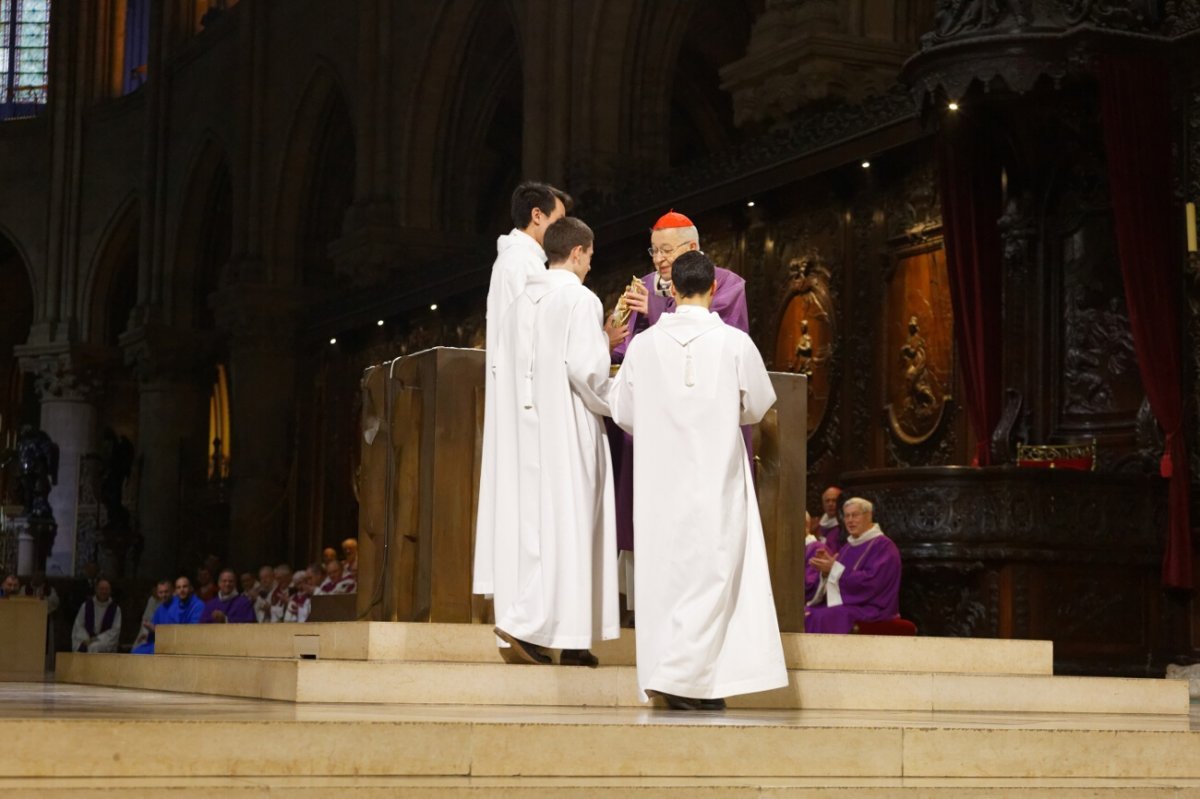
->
xmin=200 ymin=593 xmax=257 ymax=624
xmin=804 ymin=539 xmax=823 ymax=604
xmin=818 ymin=523 xmax=843 ymax=554
xmin=805 ymin=532 xmax=902 ymax=634
xmin=609 ymin=266 xmax=750 ymax=551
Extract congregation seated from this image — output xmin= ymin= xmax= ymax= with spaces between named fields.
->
xmin=264 ymin=564 xmax=292 ymax=623
xmin=814 ymin=485 xmax=845 ymax=553
xmin=0 ymin=573 xmax=20 ymax=597
xmin=284 ymin=572 xmax=314 ymax=622
xmin=314 ymin=559 xmax=356 ymax=595
xmin=200 ymin=569 xmax=257 ymax=624
xmin=805 ymin=497 xmax=902 ymax=634
xmin=71 ymin=578 xmax=121 ymax=653
xmin=132 ymin=575 xmax=205 ymax=654
xmin=251 ymin=565 xmax=275 ymax=622
xmin=194 ymin=567 xmax=217 ymax=602
xmin=132 ymin=580 xmax=171 ymax=650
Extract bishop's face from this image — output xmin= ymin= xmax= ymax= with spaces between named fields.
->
xmin=822 ymin=489 xmax=842 ymax=516
xmin=843 ymin=507 xmax=871 ymax=537
xmin=648 ymin=229 xmax=697 ymax=286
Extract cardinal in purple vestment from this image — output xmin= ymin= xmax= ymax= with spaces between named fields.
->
xmin=608 ymin=210 xmax=751 ymax=555
xmin=805 ymin=497 xmax=902 ymax=634
xmin=201 ymin=569 xmax=257 ymax=623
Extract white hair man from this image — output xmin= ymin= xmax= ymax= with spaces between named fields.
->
xmin=805 ymin=497 xmax=902 ymax=634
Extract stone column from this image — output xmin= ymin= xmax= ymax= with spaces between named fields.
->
xmin=16 ymin=350 xmax=106 ymax=576
xmin=212 ymin=285 xmax=303 ymax=570
xmin=121 ymin=324 xmax=212 ymax=578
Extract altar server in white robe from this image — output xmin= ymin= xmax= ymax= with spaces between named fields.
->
xmin=474 ymin=182 xmax=570 ymax=603
xmin=489 ymin=216 xmax=620 ymax=665
xmin=611 ymin=250 xmax=787 ymax=710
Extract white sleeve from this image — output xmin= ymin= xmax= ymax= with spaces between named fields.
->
xmin=824 ymin=561 xmax=847 ymax=607
xmin=565 ymin=294 xmax=614 ymax=417
xmin=737 ymin=335 xmax=777 ymax=425
xmin=609 ymin=347 xmax=636 ymax=435
xmin=71 ymin=604 xmax=88 ymax=651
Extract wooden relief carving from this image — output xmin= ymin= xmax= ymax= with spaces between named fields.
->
xmin=772 ymin=251 xmax=835 ymax=437
xmin=884 ymin=245 xmax=953 ymax=445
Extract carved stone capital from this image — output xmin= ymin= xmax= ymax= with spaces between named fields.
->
xmin=211 ymin=284 xmax=305 ymax=353
xmin=15 ymin=344 xmax=115 ymax=403
xmin=328 ymin=202 xmax=406 ymax=289
xmin=119 ymin=323 xmax=216 ymax=388
xmin=720 ymin=1 xmax=910 ymax=126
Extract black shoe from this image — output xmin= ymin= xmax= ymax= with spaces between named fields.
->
xmin=560 ymin=649 xmax=600 ymax=668
xmin=646 ymin=689 xmax=700 ymax=711
xmin=697 ymin=698 xmax=727 ymax=711
xmin=493 ymin=627 xmax=551 ymax=665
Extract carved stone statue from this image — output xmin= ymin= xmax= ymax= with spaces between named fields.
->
xmin=901 ymin=316 xmax=938 ymax=418
xmin=13 ymin=425 xmax=59 ymax=521
xmin=790 ymin=320 xmax=815 ymax=377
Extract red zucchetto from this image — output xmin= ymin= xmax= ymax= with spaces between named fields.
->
xmin=651 ymin=209 xmax=695 ymax=230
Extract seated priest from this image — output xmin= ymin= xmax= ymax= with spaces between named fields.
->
xmin=341 ymin=537 xmax=358 ymax=576
xmin=132 ymin=575 xmax=205 ymax=654
xmin=805 ymin=497 xmax=901 ymax=634
xmin=284 ymin=572 xmax=314 ymax=623
xmin=314 ymin=559 xmax=356 ymax=595
xmin=71 ymin=577 xmax=121 ymax=653
xmin=201 ymin=569 xmax=257 ymax=623
xmin=815 ymin=485 xmax=844 ymax=553
xmin=132 ymin=580 xmax=171 ymax=650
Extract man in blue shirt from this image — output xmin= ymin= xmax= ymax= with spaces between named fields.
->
xmin=132 ymin=575 xmax=204 ymax=654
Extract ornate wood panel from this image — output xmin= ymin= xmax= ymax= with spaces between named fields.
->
xmin=883 ymin=243 xmax=953 ymax=447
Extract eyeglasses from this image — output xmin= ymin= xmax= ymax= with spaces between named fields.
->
xmin=646 ymin=242 xmax=689 ymax=259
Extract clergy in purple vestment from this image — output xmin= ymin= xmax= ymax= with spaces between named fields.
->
xmin=608 ymin=210 xmax=751 ymax=556
xmin=805 ymin=497 xmax=902 ymax=634
xmin=201 ymin=569 xmax=258 ymax=623
xmin=816 ymin=485 xmax=845 ymax=554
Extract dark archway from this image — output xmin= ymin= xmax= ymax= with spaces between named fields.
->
xmin=0 ymin=231 xmax=37 ymax=501
xmin=668 ymin=1 xmax=759 ymax=168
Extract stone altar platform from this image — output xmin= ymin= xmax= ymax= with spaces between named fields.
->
xmin=12 ymin=623 xmax=1200 ymax=796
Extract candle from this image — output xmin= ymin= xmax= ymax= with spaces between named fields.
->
xmin=1188 ymin=202 xmax=1198 ymax=254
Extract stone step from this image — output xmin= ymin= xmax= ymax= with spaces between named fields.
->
xmin=5 ymin=775 xmax=1200 ymax=797
xmin=156 ymin=621 xmax=1056 ymax=675
xmin=2 ymin=713 xmax=1199 ymax=781
xmin=56 ymin=652 xmax=1189 ymax=715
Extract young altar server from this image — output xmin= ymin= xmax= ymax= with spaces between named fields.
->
xmin=611 ymin=251 xmax=787 ymax=710
xmin=488 ymin=216 xmax=620 ymax=666
xmin=474 ymin=182 xmax=569 ymax=604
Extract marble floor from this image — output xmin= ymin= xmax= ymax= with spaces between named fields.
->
xmin=3 ymin=681 xmax=1196 ymax=731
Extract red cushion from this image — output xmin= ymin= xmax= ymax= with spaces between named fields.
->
xmin=1017 ymin=457 xmax=1093 ymax=471
xmin=853 ymin=618 xmax=917 ymax=636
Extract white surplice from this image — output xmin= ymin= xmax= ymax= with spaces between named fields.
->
xmin=71 ymin=598 xmax=121 ymax=653
xmin=611 ymin=305 xmax=787 ymax=700
xmin=474 ymin=229 xmax=548 ymax=596
xmin=489 ymin=268 xmax=620 ymax=648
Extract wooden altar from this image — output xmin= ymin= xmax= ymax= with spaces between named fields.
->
xmin=356 ymin=346 xmax=808 ymax=631
xmin=842 ymin=466 xmax=1173 ymax=675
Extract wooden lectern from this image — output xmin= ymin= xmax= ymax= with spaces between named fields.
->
xmin=357 ymin=347 xmax=807 ymax=631
xmin=0 ymin=597 xmax=47 ymax=681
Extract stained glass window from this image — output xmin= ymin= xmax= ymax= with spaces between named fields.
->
xmin=1 ymin=0 xmax=50 ymax=120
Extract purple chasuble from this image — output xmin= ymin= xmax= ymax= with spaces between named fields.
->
xmin=805 ymin=533 xmax=902 ymax=634
xmin=819 ymin=524 xmax=843 ymax=554
xmin=804 ymin=539 xmax=823 ymax=604
xmin=80 ymin=600 xmax=119 ymax=651
xmin=201 ymin=593 xmax=257 ymax=624
xmin=610 ymin=266 xmax=750 ymax=551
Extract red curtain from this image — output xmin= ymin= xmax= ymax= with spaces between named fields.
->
xmin=1098 ymin=55 xmax=1192 ymax=590
xmin=937 ymin=114 xmax=1005 ymax=466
